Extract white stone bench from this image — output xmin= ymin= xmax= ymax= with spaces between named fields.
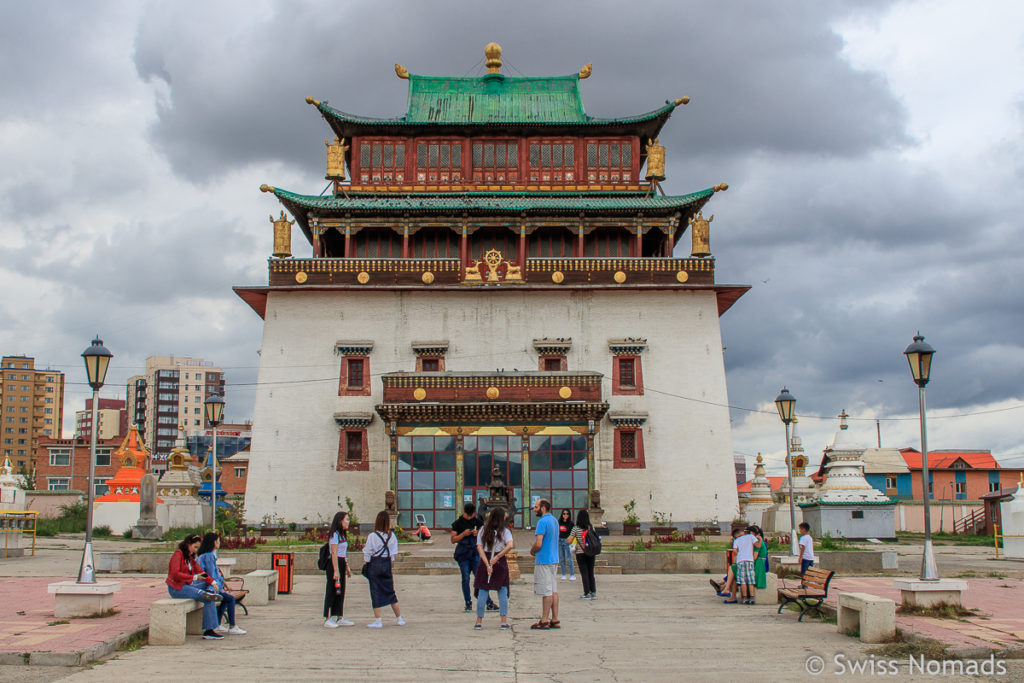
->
xmin=837 ymin=592 xmax=895 ymax=643
xmin=48 ymin=581 xmax=120 ymax=618
xmin=243 ymin=569 xmax=278 ymax=605
xmin=149 ymin=598 xmax=204 ymax=646
xmin=754 ymin=572 xmax=779 ymax=605
xmin=216 ymin=556 xmax=237 ymax=578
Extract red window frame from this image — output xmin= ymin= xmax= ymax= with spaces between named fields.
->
xmin=612 ymin=355 xmax=643 ymax=396
xmin=472 ymin=140 xmax=519 ymax=184
xmin=613 ymin=427 xmax=645 ymax=469
xmin=540 ymin=356 xmax=566 ymax=372
xmin=528 ymin=138 xmax=576 ymax=184
xmin=339 ymin=356 xmax=371 ymax=396
xmin=585 ymin=138 xmax=634 ymax=184
xmin=416 ymin=139 xmax=463 ymax=184
xmin=337 ymin=429 xmax=369 ymax=471
xmin=357 ymin=138 xmax=407 ymax=184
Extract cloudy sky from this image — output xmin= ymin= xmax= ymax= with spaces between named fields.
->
xmin=3 ymin=0 xmax=1023 ymax=476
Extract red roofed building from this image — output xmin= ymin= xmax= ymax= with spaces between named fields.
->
xmin=736 ymin=477 xmax=788 ymax=496
xmin=95 ymin=425 xmax=154 ymax=502
xmin=896 ymin=448 xmax=1022 ymax=502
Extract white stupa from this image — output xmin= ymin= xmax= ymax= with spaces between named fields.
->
xmin=0 ymin=455 xmax=26 ymax=510
xmin=745 ymin=454 xmax=775 ymax=527
xmin=816 ymin=411 xmax=891 ymax=504
xmin=773 ymin=417 xmax=817 ymax=505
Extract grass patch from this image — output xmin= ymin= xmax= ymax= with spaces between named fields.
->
xmin=866 ymin=629 xmax=957 ymax=660
xmin=120 ymin=630 xmax=147 ymax=652
xmin=896 ymin=531 xmax=997 ymax=547
xmin=46 ymin=620 xmax=70 ymax=626
xmin=78 ymin=608 xmax=120 ymax=619
xmin=897 ymin=602 xmax=977 ymax=620
xmin=955 ymin=570 xmax=978 ymax=578
xmin=35 ymin=501 xmax=87 ymax=536
xmin=986 ymin=571 xmax=1007 ymax=578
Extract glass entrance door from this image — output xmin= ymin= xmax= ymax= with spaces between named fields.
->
xmin=464 ymin=436 xmax=523 ymax=527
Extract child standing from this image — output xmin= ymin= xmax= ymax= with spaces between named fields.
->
xmin=798 ymin=522 xmax=816 ymax=576
xmin=731 ymin=526 xmax=761 ymax=605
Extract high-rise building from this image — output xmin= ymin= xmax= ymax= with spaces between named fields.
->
xmin=74 ymin=398 xmax=128 ymax=441
xmin=126 ymin=356 xmax=225 ymax=472
xmin=235 ymin=45 xmax=748 ymax=527
xmin=0 ymin=356 xmax=64 ymax=472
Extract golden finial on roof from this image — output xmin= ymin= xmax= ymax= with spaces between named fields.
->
xmin=395 ymin=64 xmax=409 ymax=80
xmin=674 ymin=96 xmax=690 ymax=106
xmin=484 ymin=42 xmax=502 ymax=74
xmin=260 ymin=184 xmax=275 ymax=193
xmin=713 ymin=182 xmax=728 ymax=192
xmin=578 ymin=63 xmax=593 ymax=79
xmin=305 ymin=96 xmax=320 ymax=106
xmin=839 ymin=409 xmax=849 ymax=429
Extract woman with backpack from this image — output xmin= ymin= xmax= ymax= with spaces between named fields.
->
xmin=473 ymin=507 xmax=514 ymax=630
xmin=570 ymin=509 xmax=598 ymax=600
xmin=362 ymin=510 xmax=404 ymax=628
xmin=323 ymin=511 xmax=354 ymax=627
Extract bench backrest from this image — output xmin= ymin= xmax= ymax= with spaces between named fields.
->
xmin=802 ymin=567 xmax=835 ymax=593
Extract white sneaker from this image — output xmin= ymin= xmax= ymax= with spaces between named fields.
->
xmin=367 ymin=620 xmax=383 ymax=628
xmin=228 ymin=626 xmax=246 ymax=635
xmin=337 ymin=617 xmax=355 ymax=626
xmin=214 ymin=624 xmax=229 ymax=634
xmin=324 ymin=618 xmax=339 ymax=628
xmin=570 ymin=575 xmax=577 ymax=581
xmin=561 ymin=575 xmax=567 ymax=580
xmin=396 ymin=617 xmax=406 ymax=626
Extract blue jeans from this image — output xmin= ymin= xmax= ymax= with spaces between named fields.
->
xmin=558 ymin=538 xmax=575 ymax=576
xmin=800 ymin=559 xmax=814 ymax=574
xmin=457 ymin=557 xmax=476 ymax=603
xmin=477 ymin=586 xmax=508 ymax=617
xmin=168 ymin=582 xmax=218 ymax=631
xmin=216 ymin=589 xmax=236 ymax=626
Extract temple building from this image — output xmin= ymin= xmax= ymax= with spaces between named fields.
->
xmin=236 ymin=45 xmax=749 ymax=528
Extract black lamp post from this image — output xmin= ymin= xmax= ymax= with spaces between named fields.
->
xmin=904 ymin=333 xmax=938 ymax=580
xmin=78 ymin=336 xmax=112 ymax=584
xmin=204 ymin=394 xmax=225 ymax=530
xmin=775 ymin=388 xmax=800 ymax=556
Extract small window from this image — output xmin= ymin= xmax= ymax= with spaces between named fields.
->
xmin=96 ymin=452 xmax=111 ymax=468
xmin=347 ymin=359 xmax=364 ymax=388
xmin=990 ymin=481 xmax=1000 ymax=493
xmin=955 ymin=482 xmax=966 ymax=494
xmin=346 ymin=432 xmax=363 ymax=461
xmin=619 ymin=431 xmax=636 ymax=461
xmin=618 ymin=358 xmax=635 ymax=387
xmin=885 ymin=476 xmax=897 ymax=490
xmin=49 ymin=449 xmax=70 ymax=466
xmin=544 ymin=358 xmax=562 ymax=372
xmin=94 ymin=479 xmax=110 ymax=497
xmin=851 ymin=510 xmax=864 ymax=519
xmin=48 ymin=478 xmax=70 ymax=491
xmin=421 ymin=358 xmax=440 ymax=372
xmin=235 ymin=467 xmax=247 ymax=478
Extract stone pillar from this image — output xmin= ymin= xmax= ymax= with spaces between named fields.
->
xmin=132 ymin=473 xmax=162 ymax=539
xmin=520 ymin=431 xmax=530 ymax=528
xmin=754 ymin=572 xmax=779 ymax=605
xmin=587 ymin=420 xmax=596 ymax=494
xmin=388 ymin=421 xmax=398 ymax=491
xmin=455 ymin=429 xmax=464 ymax=514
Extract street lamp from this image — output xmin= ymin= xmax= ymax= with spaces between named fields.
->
xmin=904 ymin=333 xmax=938 ymax=581
xmin=774 ymin=387 xmax=800 ymax=557
xmin=204 ymin=394 xmax=225 ymax=531
xmin=78 ymin=336 xmax=112 ymax=584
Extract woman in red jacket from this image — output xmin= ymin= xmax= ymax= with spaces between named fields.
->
xmin=166 ymin=533 xmax=223 ymax=640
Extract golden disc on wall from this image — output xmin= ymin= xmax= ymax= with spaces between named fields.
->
xmin=613 ymin=270 xmax=627 ymax=283
xmin=558 ymin=386 xmax=572 ymax=399
xmin=294 ymin=271 xmax=308 ymax=283
xmin=486 ymin=386 xmax=500 ymax=400
xmin=676 ymin=271 xmax=689 ymax=283
xmin=551 ymin=271 xmax=564 ymax=284
xmin=357 ymin=271 xmax=370 ymax=284
xmin=413 ymin=388 xmax=426 ymax=401
xmin=421 ymin=271 xmax=435 ymax=284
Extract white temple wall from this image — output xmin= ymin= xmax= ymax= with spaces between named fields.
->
xmin=244 ymin=288 xmax=739 ymax=525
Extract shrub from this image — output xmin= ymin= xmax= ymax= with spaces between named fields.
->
xmin=92 ymin=525 xmax=113 ymax=537
xmin=35 ymin=501 xmax=88 ymax=536
xmin=220 ymin=536 xmax=268 ymax=550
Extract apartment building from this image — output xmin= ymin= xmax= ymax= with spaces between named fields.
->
xmin=74 ymin=398 xmax=128 ymax=441
xmin=0 ymin=355 xmax=64 ymax=472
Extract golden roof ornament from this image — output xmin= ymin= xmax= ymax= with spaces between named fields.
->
xmin=304 ymin=96 xmax=321 ymax=106
xmin=644 ymin=138 xmax=666 ymax=182
xmin=325 ymin=136 xmax=348 ymax=181
xmin=578 ymin=63 xmax=593 ymax=79
xmin=689 ymin=210 xmax=712 ymax=258
xmin=271 ymin=211 xmax=294 ymax=259
xmin=674 ymin=96 xmax=690 ymax=106
xmin=484 ymin=42 xmax=502 ymax=74
xmin=394 ymin=64 xmax=409 ymax=80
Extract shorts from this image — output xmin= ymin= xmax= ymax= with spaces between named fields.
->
xmin=801 ymin=559 xmax=814 ymax=574
xmin=533 ymin=563 xmax=558 ymax=596
xmin=736 ymin=560 xmax=755 ymax=585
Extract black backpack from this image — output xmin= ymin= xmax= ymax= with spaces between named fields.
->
xmin=582 ymin=526 xmax=602 ymax=557
xmin=317 ymin=542 xmax=331 ymax=570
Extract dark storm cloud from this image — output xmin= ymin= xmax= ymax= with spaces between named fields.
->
xmin=133 ymin=0 xmax=907 ymax=182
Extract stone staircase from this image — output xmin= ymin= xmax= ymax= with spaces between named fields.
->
xmin=392 ymin=553 xmax=622 ymax=575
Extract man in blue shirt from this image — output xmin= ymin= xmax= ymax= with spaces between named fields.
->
xmin=529 ymin=498 xmax=560 ymax=628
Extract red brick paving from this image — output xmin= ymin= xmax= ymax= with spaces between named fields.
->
xmin=0 ymin=577 xmax=166 ymax=655
xmin=822 ymin=577 xmax=1024 ymax=650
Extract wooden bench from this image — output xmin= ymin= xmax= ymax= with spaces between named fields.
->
xmin=224 ymin=576 xmax=250 ymax=616
xmin=149 ymin=598 xmax=204 ymax=645
xmin=777 ymin=567 xmax=835 ymax=621
xmin=243 ymin=569 xmax=278 ymax=606
xmin=837 ymin=592 xmax=896 ymax=643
